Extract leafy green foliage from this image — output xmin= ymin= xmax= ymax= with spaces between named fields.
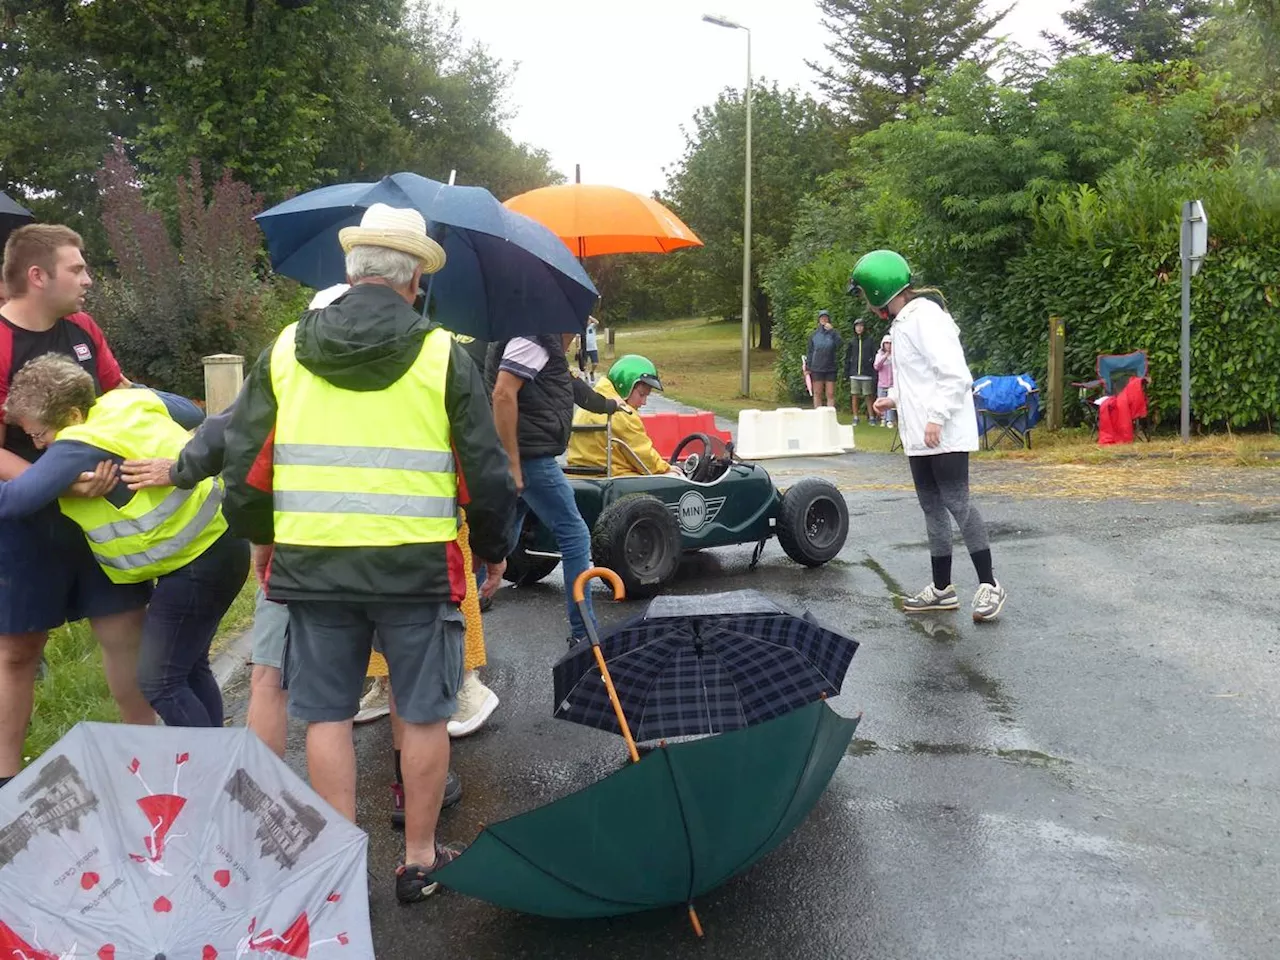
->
xmin=1056 ymin=0 xmax=1212 ymax=62
xmin=660 ymin=84 xmax=847 ymax=348
xmin=809 ymin=0 xmax=1011 ymax=127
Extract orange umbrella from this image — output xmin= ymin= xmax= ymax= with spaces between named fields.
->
xmin=504 ymin=183 xmax=702 ymax=258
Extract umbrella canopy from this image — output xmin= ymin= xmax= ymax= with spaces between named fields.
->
xmin=432 ymin=699 xmax=858 ymax=921
xmin=0 ymin=191 xmax=34 ymax=250
xmin=553 ymin=590 xmax=858 ymax=742
xmin=503 ymin=183 xmax=702 ymax=258
xmin=255 ymin=172 xmax=599 ymax=341
xmin=0 ymin=723 xmax=371 ymax=957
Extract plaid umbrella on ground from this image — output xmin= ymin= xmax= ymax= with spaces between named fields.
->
xmin=552 ymin=590 xmax=857 ymax=742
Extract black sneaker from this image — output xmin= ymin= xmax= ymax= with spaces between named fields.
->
xmin=395 ymin=842 xmax=467 ymax=904
xmin=390 ymin=769 xmax=463 ymax=830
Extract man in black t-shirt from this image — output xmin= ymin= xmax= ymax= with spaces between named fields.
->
xmin=0 ymin=224 xmax=153 ymax=792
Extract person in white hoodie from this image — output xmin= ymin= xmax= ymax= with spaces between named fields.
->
xmin=848 ymin=249 xmax=1006 ymax=622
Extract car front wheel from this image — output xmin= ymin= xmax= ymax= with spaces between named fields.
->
xmin=591 ymin=494 xmax=682 ymax=599
xmin=776 ymin=478 xmax=848 ymax=566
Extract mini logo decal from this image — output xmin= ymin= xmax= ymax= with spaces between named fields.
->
xmin=73 ymin=343 xmax=92 ymax=361
xmin=671 ymin=492 xmax=725 ymax=532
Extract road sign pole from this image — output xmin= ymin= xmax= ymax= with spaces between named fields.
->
xmin=1181 ymin=249 xmax=1191 ymax=442
xmin=1179 ymin=200 xmax=1208 ymax=443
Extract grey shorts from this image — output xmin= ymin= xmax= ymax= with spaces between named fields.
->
xmin=249 ymin=588 xmax=289 ymax=669
xmin=850 ymin=376 xmax=876 ymax=397
xmin=284 ymin=600 xmax=464 ymax=725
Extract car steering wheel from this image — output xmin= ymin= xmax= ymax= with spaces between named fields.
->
xmin=671 ymin=433 xmax=715 ymax=483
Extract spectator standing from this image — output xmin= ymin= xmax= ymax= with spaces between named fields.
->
xmin=0 ymin=225 xmax=153 ymax=792
xmin=874 ymin=334 xmax=896 ymax=428
xmin=851 ymin=249 xmax=1006 ymax=622
xmin=221 ymin=204 xmax=516 ymax=903
xmin=487 ymin=331 xmax=617 ymax=645
xmin=845 ymin=317 xmax=878 ymax=424
xmin=804 ymin=310 xmax=842 ymax=409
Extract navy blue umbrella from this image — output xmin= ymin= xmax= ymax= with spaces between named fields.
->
xmin=0 ymin=191 xmax=34 ymax=248
xmin=552 ymin=590 xmax=859 ymax=742
xmin=254 ymin=173 xmax=598 ymax=341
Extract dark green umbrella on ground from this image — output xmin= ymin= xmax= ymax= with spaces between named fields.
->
xmin=433 ymin=569 xmax=859 ymax=934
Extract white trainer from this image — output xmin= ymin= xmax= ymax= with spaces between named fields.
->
xmin=448 ymin=670 xmax=499 ymax=738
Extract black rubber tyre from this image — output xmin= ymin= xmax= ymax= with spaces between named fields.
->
xmin=776 ymin=478 xmax=849 ymax=566
xmin=592 ymin=495 xmax=682 ymax=599
xmin=503 ymin=514 xmax=561 ymax=586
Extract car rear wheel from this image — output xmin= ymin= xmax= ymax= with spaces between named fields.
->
xmin=503 ymin=514 xmax=561 ymax=586
xmin=776 ymin=478 xmax=848 ymax=566
xmin=592 ymin=495 xmax=682 ymax=599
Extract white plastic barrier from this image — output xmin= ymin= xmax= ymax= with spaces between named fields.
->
xmin=734 ymin=406 xmax=854 ymax=459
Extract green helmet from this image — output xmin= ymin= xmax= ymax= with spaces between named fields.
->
xmin=608 ymin=354 xmax=663 ymax=398
xmin=847 ymin=250 xmax=912 ymax=309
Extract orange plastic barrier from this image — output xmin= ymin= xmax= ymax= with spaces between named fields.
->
xmin=639 ymin=411 xmax=733 ymax=460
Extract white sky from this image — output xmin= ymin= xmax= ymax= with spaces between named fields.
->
xmin=453 ymin=0 xmax=1079 ymax=195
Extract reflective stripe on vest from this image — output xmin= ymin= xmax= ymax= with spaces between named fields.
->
xmin=55 ymin=389 xmax=228 ymax=584
xmin=93 ymin=481 xmax=224 ymax=572
xmin=269 ymin=322 xmax=458 ymax=549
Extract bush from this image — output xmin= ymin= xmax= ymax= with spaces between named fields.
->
xmin=90 ymin=144 xmax=289 ymax=398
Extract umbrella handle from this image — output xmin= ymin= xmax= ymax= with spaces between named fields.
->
xmin=570 ymin=567 xmax=639 ymax=764
xmin=571 ymin=566 xmax=623 ymax=604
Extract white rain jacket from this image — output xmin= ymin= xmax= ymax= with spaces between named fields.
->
xmin=887 ymin=296 xmax=979 ymax=456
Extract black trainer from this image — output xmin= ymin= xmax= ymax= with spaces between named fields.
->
xmin=395 ymin=842 xmax=467 ymax=904
xmin=390 ymin=769 xmax=463 ymax=829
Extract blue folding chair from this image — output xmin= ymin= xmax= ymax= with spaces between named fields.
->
xmin=973 ymin=374 xmax=1040 ymax=450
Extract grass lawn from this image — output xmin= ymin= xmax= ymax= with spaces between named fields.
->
xmin=22 ymin=574 xmax=257 ymax=763
xmin=610 ymin=317 xmax=1280 ymax=464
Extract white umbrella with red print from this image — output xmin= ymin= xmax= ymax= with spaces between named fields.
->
xmin=0 ymin=723 xmax=371 ymax=958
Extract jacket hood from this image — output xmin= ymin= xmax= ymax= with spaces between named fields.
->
xmin=293 ymin=282 xmax=431 ymax=391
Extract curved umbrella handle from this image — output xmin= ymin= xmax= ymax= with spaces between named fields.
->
xmin=570 ymin=566 xmax=638 ymax=764
xmin=572 ymin=566 xmax=624 ymax=604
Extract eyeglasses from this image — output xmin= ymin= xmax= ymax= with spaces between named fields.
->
xmin=25 ymin=426 xmax=55 ymax=445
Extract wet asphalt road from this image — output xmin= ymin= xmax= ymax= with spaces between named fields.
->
xmin=224 ymin=451 xmax=1280 ymax=960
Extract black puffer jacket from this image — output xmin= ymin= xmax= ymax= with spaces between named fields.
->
xmin=485 ymin=336 xmax=615 ymax=458
xmin=221 ymin=283 xmax=517 ymax=604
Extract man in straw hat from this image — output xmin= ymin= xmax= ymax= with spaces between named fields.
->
xmin=222 ymin=203 xmax=517 ymax=904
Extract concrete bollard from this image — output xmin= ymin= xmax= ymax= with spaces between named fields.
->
xmin=202 ymin=353 xmax=244 ymax=415
xmin=605 ymin=327 xmax=615 ymax=358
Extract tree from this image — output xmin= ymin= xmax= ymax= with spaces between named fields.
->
xmin=1055 ymin=0 xmax=1212 ymax=61
xmin=808 ymin=0 xmax=1011 ymax=128
xmin=661 ymin=83 xmax=847 ymax=349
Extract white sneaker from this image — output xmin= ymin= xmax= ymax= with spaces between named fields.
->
xmin=972 ymin=582 xmax=1007 ymax=622
xmin=354 ymin=676 xmax=391 ymax=724
xmin=448 ymin=670 xmax=499 ymax=738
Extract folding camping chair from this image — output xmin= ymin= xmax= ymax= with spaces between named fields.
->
xmin=973 ymin=374 xmax=1040 ymax=450
xmin=1071 ymin=351 xmax=1150 ymax=440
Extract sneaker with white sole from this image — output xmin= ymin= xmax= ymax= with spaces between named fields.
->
xmin=971 ymin=582 xmax=1007 ymax=622
xmin=354 ymin=676 xmax=391 ymax=724
xmin=901 ymin=582 xmax=959 ymax=613
xmin=447 ymin=670 xmax=499 ymax=738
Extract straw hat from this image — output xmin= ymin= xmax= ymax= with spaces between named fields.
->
xmin=338 ymin=203 xmax=446 ymax=274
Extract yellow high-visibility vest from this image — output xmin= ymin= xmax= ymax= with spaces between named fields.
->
xmin=269 ymin=322 xmax=458 ymax=548
xmin=56 ymin=390 xmax=227 ymax=583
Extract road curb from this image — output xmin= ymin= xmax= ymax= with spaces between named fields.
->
xmin=212 ymin=626 xmax=254 ymax=691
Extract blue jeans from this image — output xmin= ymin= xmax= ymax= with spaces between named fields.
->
xmin=137 ymin=532 xmax=250 ymax=727
xmin=517 ymin=455 xmax=596 ymax=640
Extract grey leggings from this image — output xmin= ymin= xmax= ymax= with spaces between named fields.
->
xmin=908 ymin=452 xmax=990 ymax=558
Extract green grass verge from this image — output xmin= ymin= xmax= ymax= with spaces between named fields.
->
xmin=23 ymin=574 xmax=256 ymax=764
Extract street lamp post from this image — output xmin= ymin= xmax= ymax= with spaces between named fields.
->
xmin=703 ymin=13 xmax=752 ymax=397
